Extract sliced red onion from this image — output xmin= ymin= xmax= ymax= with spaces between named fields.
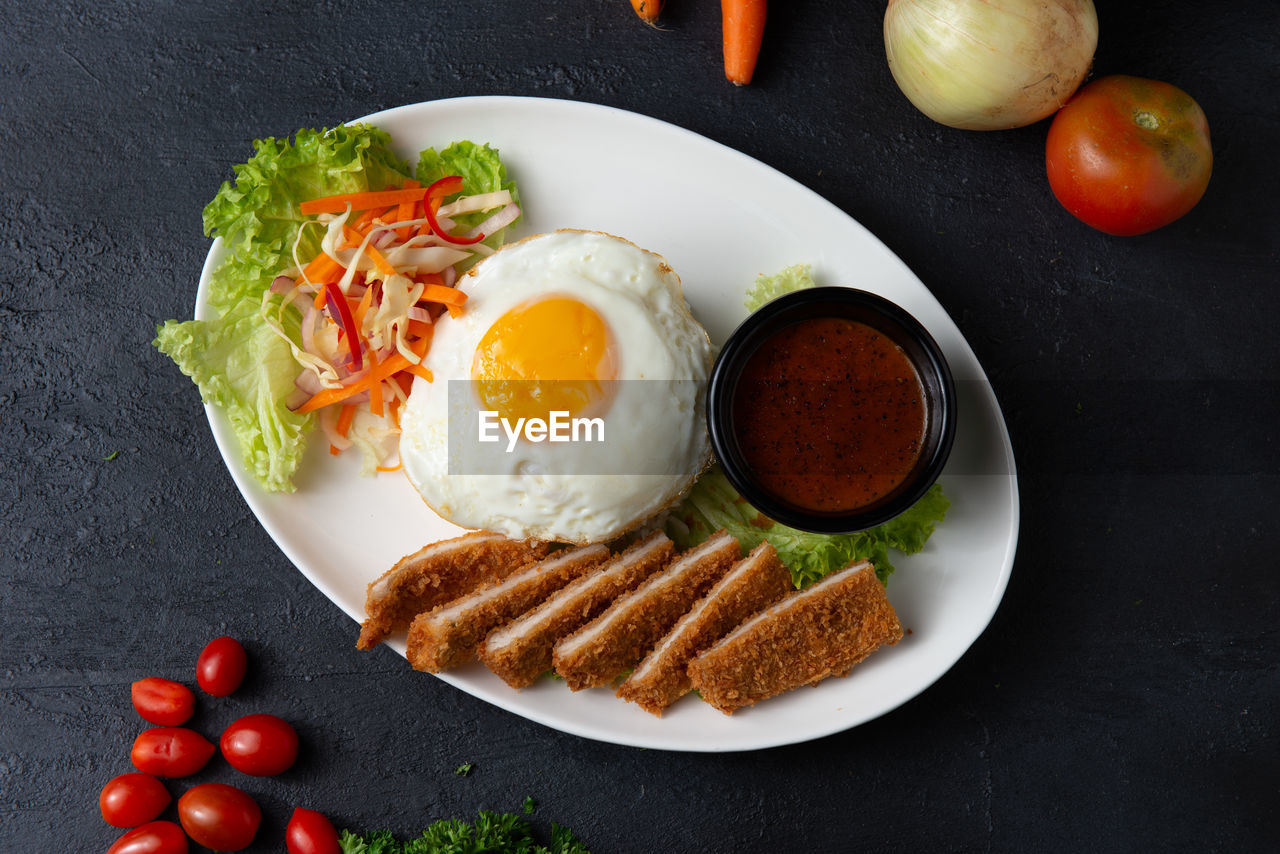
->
xmin=406 ymin=306 xmax=433 ymax=323
xmin=284 ymin=386 xmax=310 ymax=412
xmin=271 ymin=275 xmax=295 ymax=294
xmin=294 ymin=369 xmax=324 ymax=395
xmin=300 ymin=304 xmax=320 ymax=355
xmin=442 ymin=265 xmax=457 ymax=288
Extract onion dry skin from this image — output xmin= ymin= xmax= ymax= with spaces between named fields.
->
xmin=884 ymin=0 xmax=1099 ymax=131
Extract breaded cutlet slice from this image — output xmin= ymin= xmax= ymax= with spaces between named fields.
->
xmin=406 ymin=544 xmax=609 ymax=674
xmin=552 ymin=530 xmax=740 ymax=691
xmin=617 ymin=540 xmax=792 ymax=715
xmin=478 ymin=532 xmax=675 ymax=689
xmin=688 ymin=559 xmax=902 ymax=714
xmin=357 ymin=532 xmax=549 ymax=650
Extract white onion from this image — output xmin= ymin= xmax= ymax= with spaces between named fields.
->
xmin=884 ymin=0 xmax=1098 ymax=130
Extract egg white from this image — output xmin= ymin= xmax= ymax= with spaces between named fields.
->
xmin=399 ymin=230 xmax=712 ymax=544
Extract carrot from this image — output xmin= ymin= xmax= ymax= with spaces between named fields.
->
xmin=336 ymin=404 xmax=356 ymax=436
xmin=722 ymin=0 xmax=766 ymax=86
xmin=329 ymin=404 xmax=357 ymax=455
xmin=296 ymin=336 xmax=431 ymax=414
xmin=352 ymin=282 xmax=376 ymax=334
xmin=342 ymin=225 xmax=398 ymax=278
xmin=369 ymin=360 xmax=384 ymax=417
xmin=419 ymin=283 xmax=468 ymax=308
xmin=297 ymin=252 xmax=345 ymax=288
xmin=300 ymin=187 xmax=427 ymax=216
xmin=395 ymin=180 xmax=420 ymax=242
xmin=629 ymin=0 xmax=662 ymax=25
xmin=406 ymin=364 xmax=434 ymax=382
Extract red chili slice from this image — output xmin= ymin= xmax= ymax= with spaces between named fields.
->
xmin=324 ymin=282 xmax=363 ymax=372
xmin=423 ymin=176 xmax=486 ymax=246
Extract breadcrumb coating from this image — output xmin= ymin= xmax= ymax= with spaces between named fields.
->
xmin=552 ymin=530 xmax=740 ymax=691
xmin=688 ymin=559 xmax=902 ymax=714
xmin=357 ymin=532 xmax=548 ymax=650
xmin=617 ymin=540 xmax=792 ymax=715
xmin=478 ymin=532 xmax=675 ymax=689
xmin=407 ymin=544 xmax=609 ymax=673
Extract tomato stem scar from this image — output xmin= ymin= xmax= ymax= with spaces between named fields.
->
xmin=1134 ymin=110 xmax=1160 ymax=131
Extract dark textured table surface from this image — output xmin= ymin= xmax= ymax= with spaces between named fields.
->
xmin=4 ymin=2 xmax=1277 ymax=851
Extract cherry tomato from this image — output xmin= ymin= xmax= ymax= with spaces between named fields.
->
xmin=1046 ymin=74 xmax=1212 ymax=236
xmin=196 ymin=636 xmax=247 ymax=697
xmin=99 ymin=772 xmax=172 ymax=828
xmin=286 ymin=807 xmax=342 ymax=854
xmin=130 ymin=678 xmax=195 ymax=727
xmin=130 ymin=728 xmax=216 ymax=778
xmin=220 ymin=713 xmax=299 ymax=776
xmin=105 ymin=820 xmax=188 ymax=854
xmin=177 ymin=783 xmax=261 ymax=852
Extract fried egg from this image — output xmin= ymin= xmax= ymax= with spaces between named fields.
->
xmin=400 ymin=230 xmax=712 ymax=544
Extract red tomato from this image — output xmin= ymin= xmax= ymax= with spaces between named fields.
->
xmin=99 ymin=772 xmax=172 ymax=828
xmin=177 ymin=783 xmax=261 ymax=852
xmin=286 ymin=807 xmax=342 ymax=854
xmin=104 ymin=820 xmax=188 ymax=854
xmin=196 ymin=636 xmax=247 ymax=697
xmin=220 ymin=713 xmax=299 ymax=776
xmin=1046 ymin=75 xmax=1212 ymax=236
xmin=130 ymin=728 xmax=216 ymax=778
xmin=130 ymin=678 xmax=195 ymax=727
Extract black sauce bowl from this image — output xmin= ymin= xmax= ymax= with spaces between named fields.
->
xmin=707 ymin=287 xmax=957 ymax=534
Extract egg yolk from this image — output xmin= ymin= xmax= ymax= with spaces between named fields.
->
xmin=472 ymin=296 xmax=618 ymax=423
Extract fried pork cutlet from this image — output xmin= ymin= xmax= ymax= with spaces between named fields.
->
xmin=406 ymin=544 xmax=609 ymax=674
xmin=616 ymin=540 xmax=792 ymax=716
xmin=688 ymin=559 xmax=902 ymax=714
xmin=552 ymin=530 xmax=740 ymax=691
xmin=478 ymin=532 xmax=675 ymax=689
xmin=357 ymin=532 xmax=549 ymax=650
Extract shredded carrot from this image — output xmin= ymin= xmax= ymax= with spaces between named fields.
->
xmin=298 ymin=253 xmax=345 ymax=298
xmin=368 ymin=352 xmax=384 ymax=418
xmin=420 ymin=283 xmax=467 ymax=307
xmin=396 ymin=180 xmax=420 ymax=242
xmin=297 ymin=335 xmax=431 ymax=414
xmin=341 ymin=225 xmax=398 ymax=278
xmin=300 ymin=188 xmax=428 ymax=216
xmin=329 ymin=404 xmax=356 ymax=456
xmin=352 ymin=282 xmax=376 ymax=333
xmin=336 ymin=404 xmax=356 ymax=436
xmin=342 ymin=206 xmax=398 ymax=248
xmin=414 ymin=200 xmax=432 ymax=239
xmin=406 ymin=318 xmax=434 ymax=340
xmin=406 ymin=364 xmax=434 ymax=382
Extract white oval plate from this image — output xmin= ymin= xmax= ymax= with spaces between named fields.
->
xmin=195 ymin=96 xmax=1018 ymax=752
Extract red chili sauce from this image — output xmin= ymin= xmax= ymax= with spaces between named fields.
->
xmin=731 ymin=317 xmax=927 ymax=513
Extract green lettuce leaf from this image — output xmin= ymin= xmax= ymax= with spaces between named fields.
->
xmin=667 ymin=467 xmax=949 ymax=587
xmin=154 ymin=295 xmax=313 ymax=493
xmin=202 ymin=125 xmax=413 ymax=314
xmin=417 ymin=141 xmax=521 ymax=250
xmin=158 ymin=126 xmax=414 ymax=492
xmin=744 ymin=262 xmax=817 ymax=312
